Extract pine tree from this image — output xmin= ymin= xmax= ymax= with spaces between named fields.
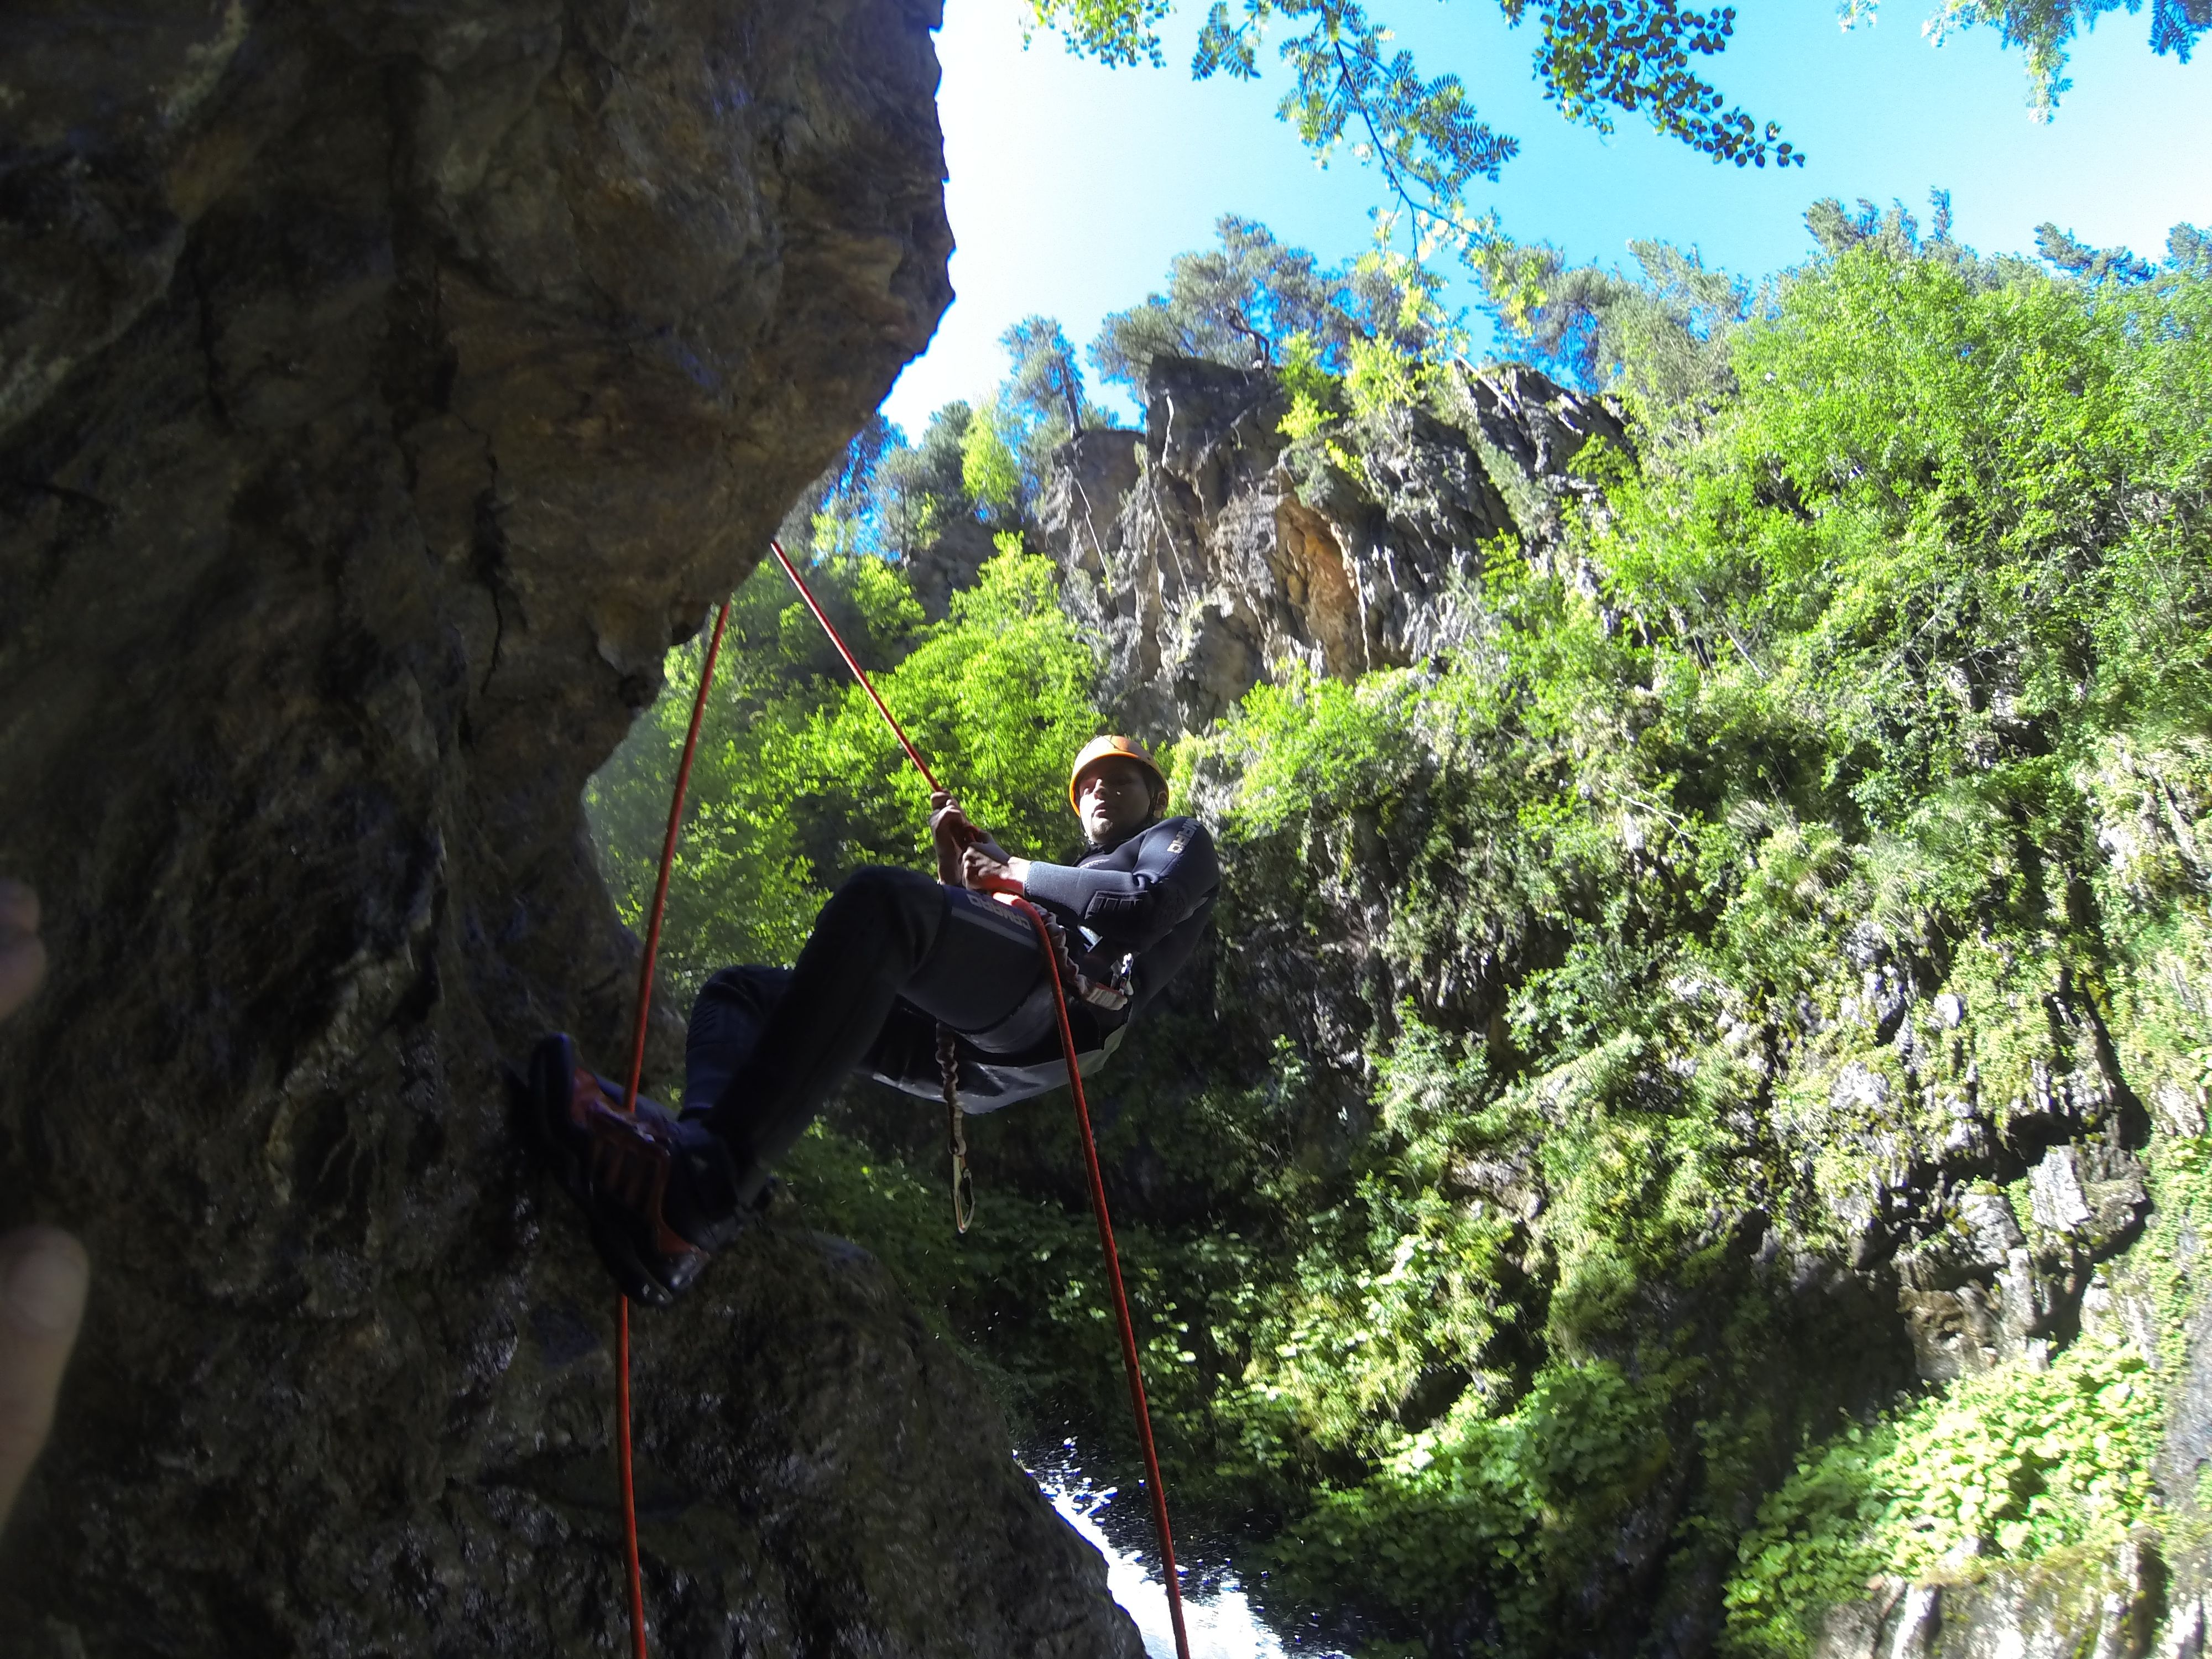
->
xmin=1000 ymin=316 xmax=1091 ymax=438
xmin=1091 ymin=216 xmax=1353 ymax=392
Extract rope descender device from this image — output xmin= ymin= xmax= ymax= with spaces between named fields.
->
xmin=937 ymin=1024 xmax=977 ymax=1234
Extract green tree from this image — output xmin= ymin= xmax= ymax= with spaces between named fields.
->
xmin=1488 ymin=235 xmax=1766 ymax=421
xmin=959 ymin=399 xmax=1025 ymax=514
xmin=1489 ymin=193 xmax=2073 ymax=425
xmin=776 ymin=413 xmax=904 ymax=559
xmin=1000 ymin=314 xmax=1093 ymax=437
xmin=1092 ymin=214 xmax=1362 ymax=390
xmin=878 ymin=400 xmax=980 ymax=552
xmin=2034 ymin=220 xmax=2158 ymax=283
xmin=1025 ymin=0 xmax=2194 ymax=286
xmin=998 ymin=315 xmax=1125 ymax=488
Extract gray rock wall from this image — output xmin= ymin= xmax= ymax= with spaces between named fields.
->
xmin=1033 ymin=354 xmax=1625 ymax=737
xmin=0 ymin=2 xmax=1141 ymax=1652
xmin=1813 ymin=1538 xmax=2167 ymax=1659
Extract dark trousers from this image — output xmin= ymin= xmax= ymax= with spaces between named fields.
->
xmin=682 ymin=865 xmax=1066 ymax=1203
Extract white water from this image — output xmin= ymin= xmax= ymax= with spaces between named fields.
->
xmin=1030 ymin=1454 xmax=1352 ymax=1659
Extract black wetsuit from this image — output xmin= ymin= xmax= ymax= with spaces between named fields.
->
xmin=684 ymin=815 xmax=1220 ymax=1199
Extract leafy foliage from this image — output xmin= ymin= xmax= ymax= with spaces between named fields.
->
xmin=1093 ymin=214 xmax=1359 ymax=389
xmin=959 ymin=399 xmax=1025 ymax=514
xmin=589 ymin=220 xmax=2212 ymax=1656
xmin=1093 ymin=215 xmax=1458 ymax=413
xmin=1512 ymin=0 xmax=1797 ymax=167
xmin=1911 ymin=0 xmax=2207 ymax=120
xmin=1156 ymin=229 xmax=2209 ymax=1645
xmin=1027 ymin=0 xmax=2190 ymax=251
xmin=1034 ymin=0 xmax=1793 ymax=238
xmin=1723 ymin=1327 xmax=2163 ymax=1656
xmin=1194 ymin=0 xmax=1528 ymax=244
xmin=1487 ymin=235 xmax=1762 ymax=420
xmin=877 ymin=399 xmax=984 ymax=552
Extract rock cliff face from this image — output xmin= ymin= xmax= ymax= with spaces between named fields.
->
xmin=1026 ymin=352 xmax=1637 ymax=1155
xmin=1035 ymin=355 xmax=1626 ymax=737
xmin=0 ymin=3 xmax=1140 ymax=1652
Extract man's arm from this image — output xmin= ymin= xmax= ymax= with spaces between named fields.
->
xmin=1017 ymin=820 xmax=1220 ymax=951
xmin=962 ymin=849 xmax=1032 ymax=894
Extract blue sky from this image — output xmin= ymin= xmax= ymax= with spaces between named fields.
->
xmin=883 ymin=0 xmax=2209 ymax=431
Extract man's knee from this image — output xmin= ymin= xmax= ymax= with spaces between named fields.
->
xmin=816 ymin=864 xmax=943 ymax=962
xmin=688 ymin=967 xmax=783 ymax=1046
xmin=838 ymin=863 xmax=932 ymax=900
xmin=825 ymin=864 xmax=935 ymax=924
xmin=693 ymin=965 xmax=787 ymax=1020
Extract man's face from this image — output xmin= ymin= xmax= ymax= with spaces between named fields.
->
xmin=1075 ymin=757 xmax=1160 ymax=842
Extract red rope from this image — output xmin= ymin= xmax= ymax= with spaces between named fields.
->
xmin=1011 ymin=899 xmax=1194 ymax=1659
xmin=615 ymin=597 xmax=733 ymax=1659
xmin=766 ymin=542 xmax=1193 ymax=1659
xmin=768 ymin=540 xmax=942 ymax=796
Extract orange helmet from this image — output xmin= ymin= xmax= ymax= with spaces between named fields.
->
xmin=1068 ymin=734 xmax=1167 ymax=813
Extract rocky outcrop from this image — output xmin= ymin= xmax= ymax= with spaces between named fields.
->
xmin=1813 ymin=1536 xmax=2168 ymax=1659
xmin=0 ymin=2 xmax=1142 ymax=1652
xmin=904 ymin=511 xmax=1000 ymax=619
xmin=1886 ymin=1139 xmax=2148 ymax=1381
xmin=1034 ymin=354 xmax=1626 ymax=736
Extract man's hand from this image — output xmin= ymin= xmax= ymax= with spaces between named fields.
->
xmin=0 ymin=881 xmax=45 ymax=1022
xmin=928 ymin=792 xmax=974 ymax=885
xmin=929 ymin=793 xmax=1011 ymax=887
xmin=958 ymin=846 xmax=1027 ymax=896
xmin=0 ymin=1227 xmax=88 ymax=1528
xmin=0 ymin=880 xmax=88 ymax=1535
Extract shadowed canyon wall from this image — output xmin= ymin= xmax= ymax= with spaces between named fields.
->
xmin=0 ymin=2 xmax=1142 ymax=1651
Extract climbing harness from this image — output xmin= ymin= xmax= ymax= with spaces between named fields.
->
xmin=612 ymin=596 xmax=732 ymax=1659
xmin=765 ymin=540 xmax=1194 ymax=1659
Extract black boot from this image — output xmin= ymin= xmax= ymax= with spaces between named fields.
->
xmin=526 ymin=1033 xmax=751 ymax=1307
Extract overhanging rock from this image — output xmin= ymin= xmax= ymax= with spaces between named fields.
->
xmin=0 ymin=2 xmax=1139 ymax=1651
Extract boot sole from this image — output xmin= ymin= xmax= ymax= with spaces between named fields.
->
xmin=523 ymin=1034 xmax=686 ymax=1308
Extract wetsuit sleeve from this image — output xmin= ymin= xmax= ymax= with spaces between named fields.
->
xmin=1020 ymin=819 xmax=1220 ymax=951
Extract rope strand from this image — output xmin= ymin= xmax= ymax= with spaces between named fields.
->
xmin=768 ymin=540 xmax=942 ymax=795
xmin=615 ymin=598 xmax=733 ymax=1659
xmin=1011 ymin=898 xmax=1194 ymax=1659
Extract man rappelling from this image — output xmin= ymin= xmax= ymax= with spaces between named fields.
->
xmin=525 ymin=734 xmax=1220 ymax=1308
xmin=529 ymin=552 xmax=1212 ymax=1658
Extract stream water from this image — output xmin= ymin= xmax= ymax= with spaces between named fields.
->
xmin=1026 ymin=1449 xmax=1353 ymax=1659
